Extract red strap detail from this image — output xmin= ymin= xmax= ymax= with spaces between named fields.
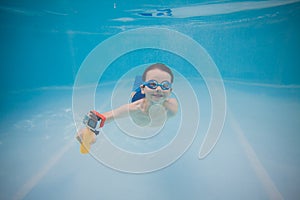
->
xmin=91 ymin=110 xmax=106 ymax=128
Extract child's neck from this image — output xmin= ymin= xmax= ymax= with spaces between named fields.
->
xmin=143 ymin=98 xmax=164 ymax=112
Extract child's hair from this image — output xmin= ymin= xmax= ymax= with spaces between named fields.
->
xmin=142 ymin=63 xmax=174 ymax=83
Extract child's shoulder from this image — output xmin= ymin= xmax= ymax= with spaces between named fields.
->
xmin=129 ymin=98 xmax=145 ymax=111
xmin=163 ymin=98 xmax=178 ymax=116
xmin=164 ymin=98 xmax=178 ymax=106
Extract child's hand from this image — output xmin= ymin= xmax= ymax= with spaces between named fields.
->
xmin=76 ymin=127 xmax=96 ymax=154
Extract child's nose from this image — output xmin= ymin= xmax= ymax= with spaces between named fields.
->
xmin=155 ymin=86 xmax=162 ymax=92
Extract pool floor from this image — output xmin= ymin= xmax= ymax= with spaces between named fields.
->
xmin=0 ymin=81 xmax=299 ymax=200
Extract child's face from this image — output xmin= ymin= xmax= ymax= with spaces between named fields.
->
xmin=141 ymin=68 xmax=172 ymax=104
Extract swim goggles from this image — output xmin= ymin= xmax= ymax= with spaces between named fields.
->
xmin=143 ymin=80 xmax=172 ymax=90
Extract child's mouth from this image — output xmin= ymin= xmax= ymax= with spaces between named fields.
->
xmin=152 ymin=94 xmax=163 ymax=98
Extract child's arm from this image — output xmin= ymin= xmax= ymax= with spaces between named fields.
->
xmin=101 ymin=102 xmax=140 ymax=123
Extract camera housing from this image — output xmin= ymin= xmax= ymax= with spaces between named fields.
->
xmin=83 ymin=114 xmax=101 ymax=135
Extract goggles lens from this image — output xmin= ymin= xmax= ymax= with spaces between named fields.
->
xmin=144 ymin=80 xmax=172 ymax=90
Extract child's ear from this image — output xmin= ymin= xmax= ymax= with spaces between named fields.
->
xmin=140 ymin=85 xmax=145 ymax=94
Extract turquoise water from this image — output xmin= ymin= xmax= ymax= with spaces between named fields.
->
xmin=1 ymin=1 xmax=300 ymax=200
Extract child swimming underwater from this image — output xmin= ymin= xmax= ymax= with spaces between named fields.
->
xmin=77 ymin=63 xmax=178 ymax=153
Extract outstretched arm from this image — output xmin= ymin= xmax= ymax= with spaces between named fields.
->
xmin=101 ymin=101 xmax=141 ymax=123
xmin=102 ymin=98 xmax=178 ymax=122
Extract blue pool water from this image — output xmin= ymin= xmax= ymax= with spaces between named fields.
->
xmin=1 ymin=1 xmax=300 ymax=199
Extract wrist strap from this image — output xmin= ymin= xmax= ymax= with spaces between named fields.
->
xmin=91 ymin=110 xmax=106 ymax=128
